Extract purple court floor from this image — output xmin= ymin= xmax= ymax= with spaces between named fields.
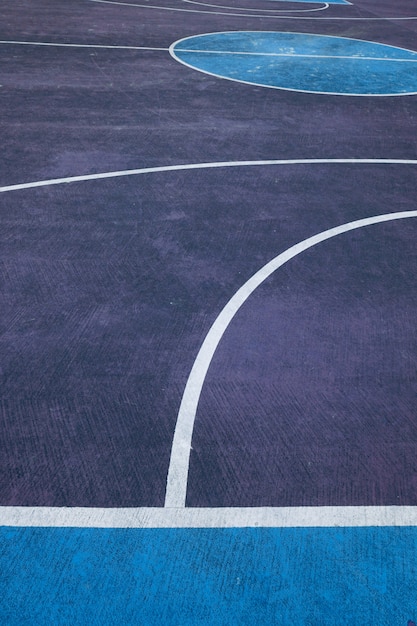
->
xmin=1 ymin=0 xmax=417 ymax=624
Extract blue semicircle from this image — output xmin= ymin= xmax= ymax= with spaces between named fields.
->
xmin=170 ymin=32 xmax=417 ymax=96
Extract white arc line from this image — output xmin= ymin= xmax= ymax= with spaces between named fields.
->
xmin=1 ymin=505 xmax=417 ymax=528
xmin=164 ymin=210 xmax=417 ymax=509
xmin=1 ymin=159 xmax=417 ymax=195
xmin=182 ymin=0 xmax=330 ymax=13
xmin=89 ymin=0 xmax=417 ymax=20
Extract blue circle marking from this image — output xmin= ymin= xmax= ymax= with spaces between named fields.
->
xmin=170 ymin=32 xmax=417 ymax=96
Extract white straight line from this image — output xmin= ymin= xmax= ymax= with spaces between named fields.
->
xmin=1 ymin=159 xmax=417 ymax=195
xmin=0 ymin=40 xmax=168 ymax=52
xmin=89 ymin=0 xmax=417 ymax=20
xmin=1 ymin=506 xmax=417 ymax=528
xmin=164 ymin=210 xmax=417 ymax=508
xmin=174 ymin=49 xmax=417 ymax=62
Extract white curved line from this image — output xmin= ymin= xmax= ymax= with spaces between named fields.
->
xmin=264 ymin=0 xmax=330 ymax=8
xmin=164 ymin=210 xmax=417 ymax=508
xmin=182 ymin=0 xmax=329 ymax=14
xmin=170 ymin=29 xmax=417 ymax=56
xmin=2 ymin=158 xmax=417 ymax=194
xmin=169 ymin=60 xmax=417 ymax=97
xmin=89 ymin=0 xmax=417 ymax=20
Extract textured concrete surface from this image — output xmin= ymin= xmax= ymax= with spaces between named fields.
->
xmin=0 ymin=0 xmax=416 ymax=623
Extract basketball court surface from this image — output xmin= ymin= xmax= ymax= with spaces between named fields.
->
xmin=1 ymin=0 xmax=417 ymax=623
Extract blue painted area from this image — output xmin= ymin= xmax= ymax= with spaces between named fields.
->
xmin=1 ymin=526 xmax=416 ymax=624
xmin=171 ymin=32 xmax=417 ymax=96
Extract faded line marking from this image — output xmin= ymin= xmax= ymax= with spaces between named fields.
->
xmin=89 ymin=0 xmax=417 ymax=20
xmin=1 ymin=506 xmax=417 ymax=528
xmin=0 ymin=40 xmax=168 ymax=51
xmin=164 ymin=210 xmax=417 ymax=508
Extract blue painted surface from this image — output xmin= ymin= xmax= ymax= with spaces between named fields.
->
xmin=1 ymin=526 xmax=416 ymax=624
xmin=172 ymin=32 xmax=417 ymax=95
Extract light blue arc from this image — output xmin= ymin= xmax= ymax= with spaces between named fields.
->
xmin=171 ymin=32 xmax=417 ymax=95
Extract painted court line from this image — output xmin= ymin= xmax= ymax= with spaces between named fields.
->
xmin=0 ymin=40 xmax=168 ymax=52
xmin=14 ymin=40 xmax=416 ymax=64
xmin=173 ymin=49 xmax=417 ymax=63
xmin=182 ymin=0 xmax=329 ymax=13
xmin=1 ymin=506 xmax=417 ymax=528
xmin=89 ymin=0 xmax=417 ymax=20
xmin=90 ymin=0 xmax=314 ymax=19
xmin=165 ymin=210 xmax=417 ymax=508
xmin=1 ymin=158 xmax=417 ymax=194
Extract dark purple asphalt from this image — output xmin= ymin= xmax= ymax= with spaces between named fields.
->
xmin=0 ymin=0 xmax=416 ymax=507
xmin=188 ymin=217 xmax=417 ymax=506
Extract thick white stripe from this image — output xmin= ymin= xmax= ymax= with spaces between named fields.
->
xmin=1 ymin=506 xmax=417 ymax=528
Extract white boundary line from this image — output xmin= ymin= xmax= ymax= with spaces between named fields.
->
xmin=170 ymin=31 xmax=417 ymax=97
xmin=89 ymin=0 xmax=417 ymax=20
xmin=1 ymin=158 xmax=417 ymax=194
xmin=90 ymin=0 xmax=320 ymax=19
xmin=2 ymin=506 xmax=417 ymax=528
xmin=0 ymin=40 xmax=167 ymax=51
